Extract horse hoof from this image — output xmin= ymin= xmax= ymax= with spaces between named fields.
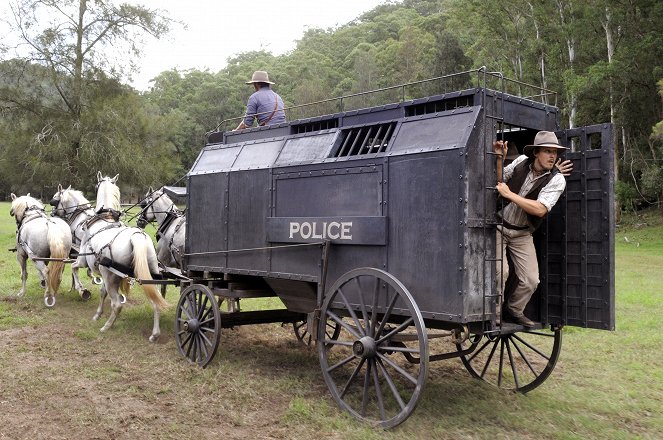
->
xmin=120 ymin=294 xmax=127 ymax=304
xmin=100 ymin=326 xmax=109 ymax=333
xmin=80 ymin=289 xmax=92 ymax=301
xmin=44 ymin=296 xmax=56 ymax=308
xmin=92 ymin=314 xmax=101 ymax=321
xmin=93 ymin=276 xmax=102 ymax=285
xmin=149 ymin=335 xmax=159 ymax=343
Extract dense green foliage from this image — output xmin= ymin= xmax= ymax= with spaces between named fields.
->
xmin=1 ymin=0 xmax=662 ymax=211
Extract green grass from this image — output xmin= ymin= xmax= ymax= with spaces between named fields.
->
xmin=1 ymin=200 xmax=662 ymax=439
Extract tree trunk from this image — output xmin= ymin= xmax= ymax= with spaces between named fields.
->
xmin=527 ymin=2 xmax=548 ymax=104
xmin=71 ymin=0 xmax=87 ymax=160
xmin=602 ymin=5 xmax=620 ymax=223
xmin=557 ymin=0 xmax=577 ymax=128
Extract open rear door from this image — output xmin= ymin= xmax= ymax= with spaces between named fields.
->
xmin=537 ymin=124 xmax=615 ymax=330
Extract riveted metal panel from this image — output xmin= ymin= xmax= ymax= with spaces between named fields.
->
xmin=185 ymin=173 xmax=228 ymax=270
xmin=231 ymin=139 xmax=284 ymax=170
xmin=274 ymin=132 xmax=337 ymax=165
xmin=538 ymin=124 xmax=615 ymax=330
xmin=391 ymin=107 xmax=479 ymax=154
xmin=226 ymin=169 xmax=271 ymax=272
xmin=385 ymin=151 xmax=465 ymax=322
xmin=270 ymin=161 xmax=385 ymax=281
xmin=190 ymin=145 xmax=241 ymax=174
xmin=274 ymin=166 xmax=383 ymax=217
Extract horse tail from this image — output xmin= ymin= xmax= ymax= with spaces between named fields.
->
xmin=131 ymin=233 xmax=169 ymax=309
xmin=47 ymin=225 xmax=68 ymax=294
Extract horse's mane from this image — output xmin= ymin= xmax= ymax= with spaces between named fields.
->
xmin=96 ymin=179 xmax=121 ymax=211
xmin=64 ymin=189 xmax=90 ymax=206
xmin=11 ymin=196 xmax=44 ymax=220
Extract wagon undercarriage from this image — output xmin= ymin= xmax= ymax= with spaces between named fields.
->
xmin=171 ymin=265 xmax=564 ymax=428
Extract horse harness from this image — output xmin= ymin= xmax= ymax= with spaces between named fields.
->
xmin=82 ymin=213 xmax=148 ymax=273
xmin=140 ymin=191 xmax=185 ymax=265
xmin=15 ymin=206 xmax=58 ymax=256
xmin=65 ymin=205 xmax=95 ymax=248
xmin=157 ymin=212 xmax=185 ymax=264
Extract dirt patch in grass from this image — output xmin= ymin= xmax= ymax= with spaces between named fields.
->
xmin=0 ymin=291 xmax=315 ymax=440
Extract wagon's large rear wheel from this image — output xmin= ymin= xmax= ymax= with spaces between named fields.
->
xmin=318 ymin=268 xmax=428 ymax=428
xmin=175 ymin=284 xmax=221 ymax=368
xmin=456 ymin=327 xmax=562 ymax=393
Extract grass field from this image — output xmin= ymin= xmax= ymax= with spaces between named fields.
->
xmin=0 ymin=200 xmax=661 ymax=439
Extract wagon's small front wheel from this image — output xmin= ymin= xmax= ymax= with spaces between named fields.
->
xmin=175 ymin=284 xmax=221 ymax=368
xmin=293 ymin=313 xmax=341 ymax=348
xmin=456 ymin=327 xmax=562 ymax=393
xmin=318 ymin=268 xmax=428 ymax=428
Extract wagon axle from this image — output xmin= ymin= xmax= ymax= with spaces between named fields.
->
xmin=181 ymin=318 xmax=199 ymax=333
xmin=352 ymin=336 xmax=377 ymax=358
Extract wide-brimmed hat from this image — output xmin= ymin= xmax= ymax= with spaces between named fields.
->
xmin=523 ymin=131 xmax=567 ymax=157
xmin=505 ymin=143 xmax=520 ymax=161
xmin=246 ymin=70 xmax=274 ymax=85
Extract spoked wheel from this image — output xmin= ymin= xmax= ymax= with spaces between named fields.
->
xmin=175 ymin=284 xmax=221 ymax=368
xmin=456 ymin=326 xmax=562 ymax=393
xmin=293 ymin=313 xmax=341 ymax=348
xmin=318 ymin=268 xmax=428 ymax=429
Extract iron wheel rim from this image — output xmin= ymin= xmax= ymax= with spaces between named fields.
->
xmin=318 ymin=267 xmax=428 ymax=428
xmin=456 ymin=327 xmax=562 ymax=393
xmin=175 ymin=284 xmax=221 ymax=368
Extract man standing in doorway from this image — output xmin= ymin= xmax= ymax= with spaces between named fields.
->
xmin=493 ymin=131 xmax=568 ymax=327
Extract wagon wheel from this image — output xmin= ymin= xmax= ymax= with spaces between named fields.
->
xmin=293 ymin=313 xmax=341 ymax=348
xmin=456 ymin=326 xmax=562 ymax=393
xmin=175 ymin=284 xmax=221 ymax=368
xmin=318 ymin=268 xmax=428 ymax=428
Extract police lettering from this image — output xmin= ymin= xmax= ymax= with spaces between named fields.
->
xmin=289 ymin=221 xmax=352 ymax=240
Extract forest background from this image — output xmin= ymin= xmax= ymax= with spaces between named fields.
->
xmin=0 ymin=0 xmax=662 ymax=217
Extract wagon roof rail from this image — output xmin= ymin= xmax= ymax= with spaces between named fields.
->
xmin=210 ymin=67 xmax=557 ymax=134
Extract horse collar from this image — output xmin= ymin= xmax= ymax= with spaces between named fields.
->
xmin=16 ymin=206 xmax=45 ymax=228
xmin=155 ymin=210 xmax=182 ymax=240
xmin=65 ymin=206 xmax=93 ymax=225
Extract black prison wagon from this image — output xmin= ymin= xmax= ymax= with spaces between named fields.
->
xmin=174 ymin=69 xmax=615 ymax=428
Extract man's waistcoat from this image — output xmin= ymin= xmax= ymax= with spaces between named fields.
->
xmin=504 ymin=159 xmax=558 ymax=231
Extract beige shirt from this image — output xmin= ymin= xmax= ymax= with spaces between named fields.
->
xmin=501 ymin=155 xmax=566 ymax=229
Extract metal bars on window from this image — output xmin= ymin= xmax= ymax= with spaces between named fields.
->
xmin=405 ymin=96 xmax=473 ymax=117
xmin=291 ymin=119 xmax=339 ymax=134
xmin=334 ymin=122 xmax=396 ymax=157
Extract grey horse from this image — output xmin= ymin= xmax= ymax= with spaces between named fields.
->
xmin=73 ymin=172 xmax=168 ymax=342
xmin=10 ymin=194 xmax=73 ymax=307
xmin=137 ymin=186 xmax=186 ymax=269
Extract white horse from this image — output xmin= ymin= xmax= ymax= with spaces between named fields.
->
xmin=49 ymin=184 xmax=103 ymax=301
xmin=10 ymin=194 xmax=73 ymax=307
xmin=74 ymin=172 xmax=168 ymax=342
xmin=137 ymin=187 xmax=186 ymax=269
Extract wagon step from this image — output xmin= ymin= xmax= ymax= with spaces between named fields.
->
xmin=344 ymin=324 xmax=455 ymax=342
xmin=212 ymin=281 xmax=276 ymax=299
xmin=218 ymin=309 xmax=306 ymax=328
xmin=159 ymin=265 xmax=190 ymax=281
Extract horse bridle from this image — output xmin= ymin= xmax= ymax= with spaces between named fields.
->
xmin=136 ymin=190 xmax=172 ymax=228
